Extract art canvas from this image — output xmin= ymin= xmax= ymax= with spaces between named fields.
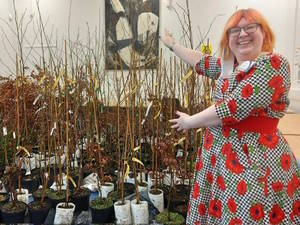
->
xmin=105 ymin=0 xmax=159 ymax=70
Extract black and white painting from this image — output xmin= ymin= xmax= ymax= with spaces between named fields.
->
xmin=105 ymin=0 xmax=159 ymax=70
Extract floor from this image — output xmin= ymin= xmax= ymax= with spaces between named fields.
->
xmin=278 ymin=113 xmax=300 ymax=164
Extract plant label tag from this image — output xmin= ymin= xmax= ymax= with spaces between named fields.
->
xmin=176 ymin=149 xmax=183 ymax=157
xmin=3 ymin=127 xmax=7 ymax=136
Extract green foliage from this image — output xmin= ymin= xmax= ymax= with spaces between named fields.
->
xmin=48 ymin=190 xmax=66 ymax=200
xmin=90 ymin=197 xmax=113 ymax=209
xmin=156 ymin=211 xmax=185 ymax=225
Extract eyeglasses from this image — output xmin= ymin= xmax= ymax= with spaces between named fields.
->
xmin=227 ymin=23 xmax=260 ymax=37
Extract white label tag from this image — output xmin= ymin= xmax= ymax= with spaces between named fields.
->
xmin=176 ymin=149 xmax=183 ymax=157
xmin=33 ymin=94 xmax=41 ymax=105
xmin=3 ymin=127 xmax=7 ymax=136
xmin=238 ymin=61 xmax=255 ymax=72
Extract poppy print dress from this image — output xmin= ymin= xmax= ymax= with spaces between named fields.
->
xmin=186 ymin=53 xmax=300 ymax=224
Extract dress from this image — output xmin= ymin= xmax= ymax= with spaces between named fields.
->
xmin=186 ymin=53 xmax=300 ymax=224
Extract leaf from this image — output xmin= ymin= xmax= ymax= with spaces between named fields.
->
xmin=68 ymin=78 xmax=76 ymax=85
xmin=16 ymin=146 xmax=30 ymax=157
xmin=185 ymin=93 xmax=189 ymax=107
xmin=249 ymin=145 xmax=254 ymax=154
xmin=253 ymin=163 xmax=258 ymax=171
xmin=96 ymin=87 xmax=102 ymax=94
xmin=132 ymin=157 xmax=144 ymax=167
xmin=201 ymin=43 xmax=213 ymax=55
xmin=248 ymin=183 xmax=252 ymax=192
xmin=254 ymin=85 xmax=260 ymax=95
xmin=94 ymin=79 xmax=99 ymax=91
xmin=268 ymin=88 xmax=274 ymax=94
xmin=153 ymin=101 xmax=161 ymax=120
xmin=38 ymin=74 xmax=46 ymax=85
xmin=180 ymin=68 xmax=193 ymax=83
xmin=124 ymin=161 xmax=130 ymax=179
xmin=67 ymin=175 xmax=77 ymax=188
xmin=133 ymin=146 xmax=141 ymax=152
xmin=196 ymin=128 xmax=202 ymax=133
xmin=52 ymin=70 xmax=64 ymax=90
xmin=265 ymin=62 xmax=272 ymax=71
xmin=177 ymin=137 xmax=186 ymax=145
xmin=120 ymin=85 xmax=137 ymax=104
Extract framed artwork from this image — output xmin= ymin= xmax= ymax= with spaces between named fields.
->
xmin=105 ymin=0 xmax=159 ymax=70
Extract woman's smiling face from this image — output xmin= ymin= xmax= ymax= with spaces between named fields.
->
xmin=228 ymin=17 xmax=264 ymax=63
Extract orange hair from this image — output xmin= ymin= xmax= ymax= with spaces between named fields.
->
xmin=219 ymin=8 xmax=275 ymax=60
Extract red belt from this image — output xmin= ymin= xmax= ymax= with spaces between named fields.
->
xmin=229 ymin=116 xmax=279 ymax=134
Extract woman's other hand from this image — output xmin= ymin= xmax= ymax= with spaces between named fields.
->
xmin=161 ymin=28 xmax=176 ymax=51
xmin=169 ymin=111 xmax=190 ymax=132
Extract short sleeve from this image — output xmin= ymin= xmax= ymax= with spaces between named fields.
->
xmin=215 ymin=53 xmax=291 ymax=125
xmin=194 ymin=55 xmax=221 ymax=80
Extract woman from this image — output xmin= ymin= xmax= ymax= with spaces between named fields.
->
xmin=162 ymin=8 xmax=300 ymax=224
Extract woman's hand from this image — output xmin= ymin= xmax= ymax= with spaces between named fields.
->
xmin=169 ymin=111 xmax=191 ymax=132
xmin=160 ymin=28 xmax=176 ymax=51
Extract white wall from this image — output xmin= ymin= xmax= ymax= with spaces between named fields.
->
xmin=290 ymin=0 xmax=300 ymax=112
xmin=0 ymin=0 xmax=299 ymax=110
xmin=0 ymin=0 xmax=105 ymax=75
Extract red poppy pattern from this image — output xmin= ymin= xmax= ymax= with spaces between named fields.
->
xmin=225 ymin=152 xmax=244 ymax=175
xmin=227 ymin=99 xmax=237 ymax=114
xmin=193 ymin=182 xmax=200 ymax=199
xmin=271 ymin=181 xmax=284 ymax=193
xmin=250 ymin=203 xmax=265 ymax=221
xmin=198 ymin=203 xmax=206 ymax=216
xmin=281 ymin=153 xmax=291 ymax=171
xmin=237 ymin=180 xmax=247 ymax=195
xmin=211 ymin=154 xmax=216 ymax=167
xmin=292 ymin=200 xmax=300 ymax=217
xmin=203 ymin=129 xmax=213 ymax=150
xmin=270 ymin=54 xmax=281 ymax=70
xmin=216 ymin=175 xmax=226 ymax=191
xmin=228 ymin=218 xmax=243 ymax=225
xmin=208 ymin=199 xmax=222 ymax=219
xmin=258 ymin=133 xmax=279 ymax=149
xmin=188 ymin=53 xmax=300 ymax=224
xmin=227 ymin=197 xmax=237 ymax=213
xmin=221 ymin=79 xmax=229 ymax=93
xmin=269 ymin=204 xmax=285 ymax=224
xmin=241 ymin=83 xmax=253 ymax=98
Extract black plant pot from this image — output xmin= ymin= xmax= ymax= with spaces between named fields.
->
xmin=164 ymin=184 xmax=190 ymax=210
xmin=71 ymin=188 xmax=90 ymax=212
xmin=38 ymin=173 xmax=54 ymax=189
xmin=47 ymin=191 xmax=66 ymax=208
xmin=0 ymin=193 xmax=9 ymax=223
xmin=89 ymin=197 xmax=115 ymax=224
xmin=82 ymin=166 xmax=94 ymax=179
xmin=31 ymin=168 xmax=41 ymax=178
xmin=175 ymin=184 xmax=190 ymax=197
xmin=28 ymin=200 xmax=51 ymax=224
xmin=90 ymin=205 xmax=114 ymax=224
xmin=123 ymin=182 xmax=135 ymax=196
xmin=33 ymin=188 xmax=48 ymax=202
xmin=22 ymin=175 xmax=39 ymax=193
xmin=1 ymin=201 xmax=27 ymax=224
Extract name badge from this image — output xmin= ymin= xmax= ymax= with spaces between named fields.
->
xmin=238 ymin=61 xmax=255 ymax=72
